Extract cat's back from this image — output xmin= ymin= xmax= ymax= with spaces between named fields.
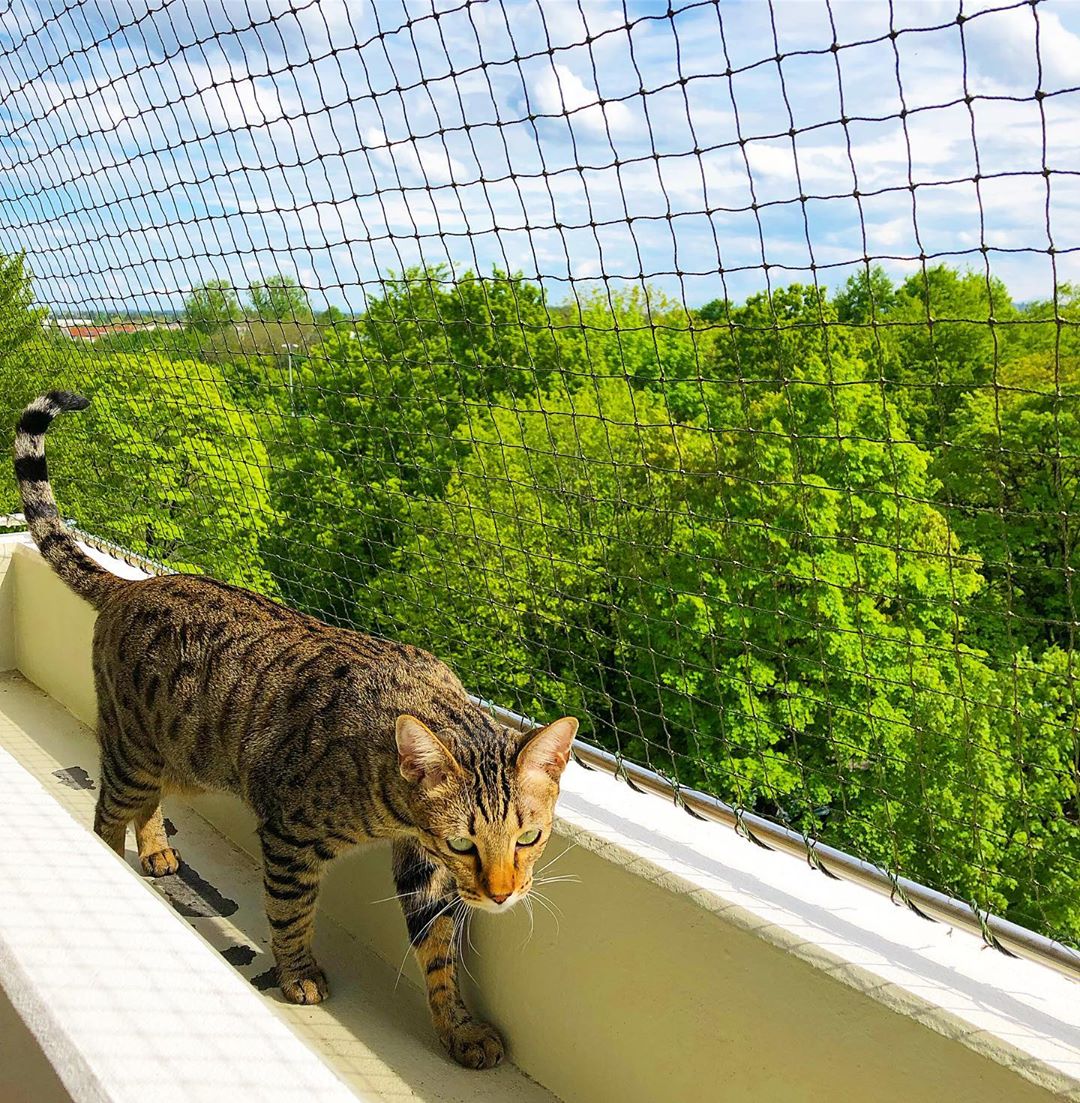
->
xmin=93 ymin=571 xmax=452 ymax=695
xmin=95 ymin=572 xmax=318 ymax=646
xmin=91 ymin=572 xmax=351 ymax=698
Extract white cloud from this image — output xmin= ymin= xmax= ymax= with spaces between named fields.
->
xmin=363 ymin=127 xmax=469 ymax=186
xmin=188 ymin=63 xmax=291 ymax=132
xmin=963 ymin=5 xmax=1080 ymax=95
xmin=533 ymin=62 xmax=633 ymax=136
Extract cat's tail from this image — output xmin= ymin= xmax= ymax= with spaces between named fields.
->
xmin=14 ymin=392 xmax=125 ymax=609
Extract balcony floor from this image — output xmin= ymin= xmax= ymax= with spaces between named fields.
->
xmin=0 ymin=671 xmax=558 ymax=1103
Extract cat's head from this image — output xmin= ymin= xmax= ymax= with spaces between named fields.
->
xmin=395 ymin=712 xmax=579 ymax=911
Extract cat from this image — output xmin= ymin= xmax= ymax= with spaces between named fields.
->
xmin=14 ymin=390 xmax=578 ymax=1070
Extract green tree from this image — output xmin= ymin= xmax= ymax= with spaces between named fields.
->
xmin=696 ymin=297 xmax=729 ymax=323
xmin=873 ymin=266 xmax=1016 ymax=444
xmin=994 ymin=647 xmax=1080 ymax=941
xmin=0 ymin=252 xmax=45 ymax=358
xmin=833 ymin=264 xmax=898 ymax=323
xmin=1001 ymin=284 xmax=1080 ymax=362
xmin=366 ymin=360 xmax=1064 ymax=919
xmin=357 ymin=266 xmax=569 ymax=397
xmin=561 ymin=286 xmax=703 ymax=393
xmin=5 ymin=352 xmax=279 ymax=592
xmin=823 ymin=265 xmax=1026 ymax=445
xmin=183 ymin=279 xmax=241 ymax=334
xmin=935 ymin=353 xmax=1080 ymax=653
xmin=703 ymin=283 xmax=871 ymax=391
xmin=262 ymin=267 xmax=568 ymax=621
xmin=248 ymin=275 xmax=313 ymax=323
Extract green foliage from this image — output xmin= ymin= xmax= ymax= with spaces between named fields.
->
xmin=357 ymin=266 xmax=568 ymax=397
xmin=183 ymin=279 xmax=241 ymax=334
xmin=2 ymin=349 xmax=277 ymax=591
xmin=1004 ymin=284 xmax=1080 ymax=361
xmin=833 ymin=264 xmax=899 ymax=323
xmin=888 ymin=266 xmax=1017 ymax=442
xmin=936 ymin=353 xmax=1080 ymax=653
xmin=564 ymin=286 xmax=701 ymax=391
xmin=248 ymin=274 xmax=312 ymax=323
xmin=0 ymin=254 xmax=48 ymax=430
xmin=702 ymin=283 xmax=868 ymax=397
xmin=365 ymin=377 xmax=685 ymax=720
xmin=995 ymin=647 xmax=1080 ymax=937
xmin=261 ymin=267 xmax=570 ymax=620
xmin=696 ymin=297 xmax=728 ymax=323
xmin=185 ymin=320 xmax=322 ymax=364
xmin=85 ymin=354 xmax=277 ymax=590
xmin=2 ymin=254 xmax=1079 ymax=944
xmin=367 ymin=362 xmax=993 ymax=858
xmin=831 ymin=264 xmax=1018 ymax=443
xmin=0 ymin=253 xmax=45 ymax=361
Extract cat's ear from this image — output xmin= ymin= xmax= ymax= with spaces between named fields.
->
xmin=396 ymin=715 xmax=460 ymax=787
xmin=516 ymin=717 xmax=579 ymax=783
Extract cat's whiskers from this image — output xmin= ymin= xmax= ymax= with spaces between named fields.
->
xmin=536 ymin=842 xmax=578 ymax=875
xmin=369 ymin=887 xmax=427 ymax=906
xmin=532 ymin=874 xmax=580 ymax=887
xmin=529 ymin=889 xmax=562 ymax=936
xmin=454 ymin=902 xmax=479 ymax=985
xmin=395 ymin=894 xmax=458 ymax=990
xmin=520 ymin=895 xmax=536 ymax=950
xmin=532 ymin=886 xmax=565 ymax=917
xmin=449 ymin=905 xmax=462 ymax=980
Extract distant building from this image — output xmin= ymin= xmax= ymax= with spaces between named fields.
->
xmin=63 ymin=324 xmax=140 ymax=341
xmin=49 ymin=320 xmax=183 ymax=341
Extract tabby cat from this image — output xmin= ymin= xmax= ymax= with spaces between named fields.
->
xmin=14 ymin=391 xmax=578 ymax=1070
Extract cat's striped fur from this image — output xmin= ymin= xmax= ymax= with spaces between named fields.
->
xmin=15 ymin=391 xmax=578 ymax=1069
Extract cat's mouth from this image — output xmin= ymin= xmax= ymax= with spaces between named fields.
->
xmin=458 ymin=888 xmax=525 ymax=913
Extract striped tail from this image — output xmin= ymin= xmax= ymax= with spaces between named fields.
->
xmin=14 ymin=392 xmax=124 ymax=609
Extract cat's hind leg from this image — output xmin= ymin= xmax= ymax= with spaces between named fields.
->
xmin=134 ymin=802 xmax=180 ymax=877
xmin=93 ymin=701 xmax=164 ymax=860
xmin=93 ymin=763 xmax=159 ymax=859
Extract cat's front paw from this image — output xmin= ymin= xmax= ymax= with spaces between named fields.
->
xmin=442 ymin=1020 xmax=505 ymax=1069
xmin=279 ymin=965 xmax=329 ymax=1005
xmin=141 ymin=847 xmax=181 ymax=877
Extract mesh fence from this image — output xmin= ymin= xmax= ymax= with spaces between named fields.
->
xmin=0 ymin=0 xmax=1079 ymax=950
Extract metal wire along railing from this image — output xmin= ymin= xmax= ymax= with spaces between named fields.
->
xmin=1 ymin=0 xmax=1079 ymax=960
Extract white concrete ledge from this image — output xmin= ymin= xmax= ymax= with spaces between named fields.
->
xmin=0 ymin=743 xmax=358 ymax=1103
xmin=2 ymin=531 xmax=1079 ymax=1103
xmin=555 ymin=762 xmax=1080 ymax=1098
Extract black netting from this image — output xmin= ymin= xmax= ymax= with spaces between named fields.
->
xmin=1 ymin=0 xmax=1079 ymax=950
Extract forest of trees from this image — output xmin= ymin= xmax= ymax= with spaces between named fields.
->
xmin=2 ymin=255 xmax=1079 ymax=946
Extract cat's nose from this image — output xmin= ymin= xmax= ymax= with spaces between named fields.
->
xmin=489 ymin=891 xmax=511 ymax=905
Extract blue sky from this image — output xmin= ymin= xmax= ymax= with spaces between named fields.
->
xmin=0 ymin=0 xmax=1078 ymax=314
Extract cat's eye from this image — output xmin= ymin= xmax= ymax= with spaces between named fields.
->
xmin=517 ymin=828 xmax=541 ymax=847
xmin=447 ymin=837 xmax=475 ymax=854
